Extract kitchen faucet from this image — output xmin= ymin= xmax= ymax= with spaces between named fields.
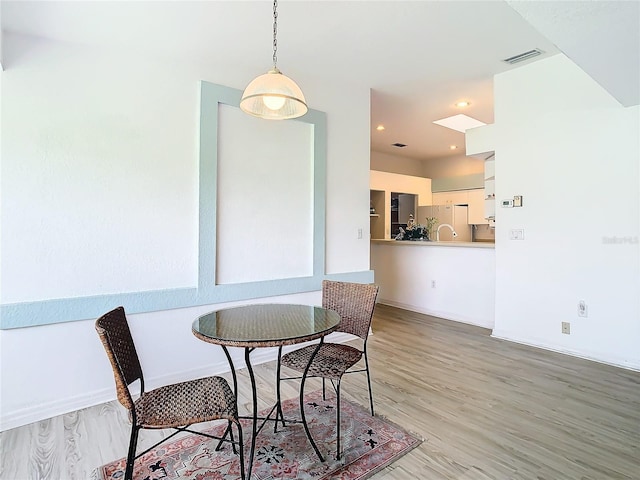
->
xmin=436 ymin=223 xmax=458 ymax=241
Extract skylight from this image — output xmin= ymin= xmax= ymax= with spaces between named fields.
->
xmin=432 ymin=114 xmax=486 ymax=133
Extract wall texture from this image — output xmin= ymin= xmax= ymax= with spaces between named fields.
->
xmin=491 ymin=54 xmax=640 ymax=370
xmin=421 ymin=154 xmax=485 ymax=179
xmin=370 ymin=150 xmax=426 ymax=178
xmin=0 ymin=32 xmax=372 ymax=429
xmin=371 ymin=243 xmax=496 ymax=328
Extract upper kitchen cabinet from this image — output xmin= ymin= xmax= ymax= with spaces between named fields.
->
xmin=432 ymin=188 xmax=488 ymax=225
xmin=432 ymin=190 xmax=469 ymax=206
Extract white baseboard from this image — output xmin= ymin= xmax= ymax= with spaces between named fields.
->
xmin=377 ymin=298 xmax=494 ymax=329
xmin=491 ymin=329 xmax=640 ymax=372
xmin=377 ymin=301 xmax=640 ymax=372
xmin=0 ymin=333 xmax=354 ymax=432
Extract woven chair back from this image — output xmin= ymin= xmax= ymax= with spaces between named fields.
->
xmin=321 ymin=280 xmax=379 ymax=340
xmin=95 ymin=306 xmax=143 ymax=413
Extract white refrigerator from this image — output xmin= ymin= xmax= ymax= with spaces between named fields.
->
xmin=418 ymin=204 xmax=472 ymax=242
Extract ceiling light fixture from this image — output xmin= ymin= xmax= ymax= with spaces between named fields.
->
xmin=450 ymin=145 xmax=458 ymax=150
xmin=376 ymin=125 xmax=385 ymax=131
xmin=455 ymin=101 xmax=470 ymax=108
xmin=240 ymin=0 xmax=307 ymax=120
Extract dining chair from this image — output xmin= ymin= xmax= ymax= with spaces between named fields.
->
xmin=278 ymin=280 xmax=379 ymax=459
xmin=95 ymin=306 xmax=245 ymax=480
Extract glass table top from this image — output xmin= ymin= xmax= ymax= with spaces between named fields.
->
xmin=192 ymin=303 xmax=340 ymax=348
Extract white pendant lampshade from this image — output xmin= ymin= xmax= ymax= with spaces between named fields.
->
xmin=240 ymin=0 xmax=307 ymax=120
xmin=240 ymin=68 xmax=307 ymax=120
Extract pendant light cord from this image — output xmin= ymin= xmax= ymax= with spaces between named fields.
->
xmin=272 ymin=0 xmax=278 ymax=69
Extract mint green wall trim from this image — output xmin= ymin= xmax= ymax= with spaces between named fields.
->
xmin=0 ymin=81 xmax=351 ymax=329
xmin=431 ymin=173 xmax=484 ymax=192
xmin=0 ymin=271 xmax=375 ymax=329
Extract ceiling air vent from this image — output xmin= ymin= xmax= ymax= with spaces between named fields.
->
xmin=502 ymin=49 xmax=543 ymax=65
xmin=392 ymin=143 xmax=407 ymax=148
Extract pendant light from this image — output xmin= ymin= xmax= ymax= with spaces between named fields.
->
xmin=240 ymin=0 xmax=308 ymax=120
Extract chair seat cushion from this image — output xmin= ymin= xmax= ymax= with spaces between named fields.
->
xmin=281 ymin=343 xmax=363 ymax=380
xmin=134 ymin=376 xmax=237 ymax=428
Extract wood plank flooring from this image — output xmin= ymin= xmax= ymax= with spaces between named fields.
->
xmin=1 ymin=304 xmax=639 ymax=479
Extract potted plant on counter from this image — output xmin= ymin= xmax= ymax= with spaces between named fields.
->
xmin=395 ymin=216 xmax=438 ymax=241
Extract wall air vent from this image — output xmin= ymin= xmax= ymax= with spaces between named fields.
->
xmin=392 ymin=143 xmax=407 ymax=148
xmin=502 ymin=49 xmax=543 ymax=65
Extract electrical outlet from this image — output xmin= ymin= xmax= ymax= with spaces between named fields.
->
xmin=562 ymin=322 xmax=571 ymax=334
xmin=510 ymin=229 xmax=524 ymax=240
xmin=357 ymin=228 xmax=363 ymax=239
xmin=431 ymin=280 xmax=436 ymax=288
xmin=578 ymin=300 xmax=588 ymax=317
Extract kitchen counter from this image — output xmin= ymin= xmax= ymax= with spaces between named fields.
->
xmin=371 ymin=239 xmax=494 ymax=249
xmin=371 ymin=238 xmax=495 ymax=328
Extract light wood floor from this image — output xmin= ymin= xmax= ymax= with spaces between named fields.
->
xmin=1 ymin=304 xmax=639 ymax=479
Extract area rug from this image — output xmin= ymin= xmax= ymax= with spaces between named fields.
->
xmin=92 ymin=389 xmax=421 ymax=480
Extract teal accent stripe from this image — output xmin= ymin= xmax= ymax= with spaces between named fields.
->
xmin=0 ymin=271 xmax=375 ymax=328
xmin=0 ymin=81 xmax=370 ymax=329
xmin=0 ymin=288 xmax=199 ymax=328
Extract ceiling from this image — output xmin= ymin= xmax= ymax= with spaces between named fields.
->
xmin=1 ymin=1 xmax=637 ymax=162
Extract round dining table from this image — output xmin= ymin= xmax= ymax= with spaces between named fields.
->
xmin=192 ymin=303 xmax=340 ymax=479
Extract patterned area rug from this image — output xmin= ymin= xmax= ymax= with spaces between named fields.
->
xmin=92 ymin=389 xmax=421 ymax=480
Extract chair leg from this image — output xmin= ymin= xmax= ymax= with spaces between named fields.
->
xmin=364 ymin=352 xmax=375 ymax=416
xmin=335 ymin=380 xmax=341 ymax=460
xmin=228 ymin=421 xmax=237 ymax=455
xmin=215 ymin=421 xmax=233 ymax=452
xmin=124 ymin=425 xmax=140 ymax=480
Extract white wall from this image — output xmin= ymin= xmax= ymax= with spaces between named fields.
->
xmin=216 ymin=105 xmax=313 ymax=284
xmin=370 ymin=150 xmax=426 ymax=178
xmin=0 ymin=33 xmax=372 ymax=429
xmin=422 ymin=153 xmax=485 ymax=179
xmin=0 ymin=291 xmax=331 ymax=431
xmin=491 ymin=54 xmax=640 ymax=370
xmin=371 ymin=243 xmax=495 ymax=329
xmin=370 ymin=150 xmax=485 ymax=182
xmin=2 ymin=36 xmax=200 ymax=302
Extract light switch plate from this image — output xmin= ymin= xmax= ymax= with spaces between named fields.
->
xmin=510 ymin=229 xmax=524 ymax=240
xmin=513 ymin=195 xmax=523 ymax=207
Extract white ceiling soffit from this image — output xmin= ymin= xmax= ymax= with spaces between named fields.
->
xmin=507 ymin=0 xmax=640 ymax=107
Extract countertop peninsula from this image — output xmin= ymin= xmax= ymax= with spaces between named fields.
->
xmin=371 ymin=239 xmax=494 ymax=249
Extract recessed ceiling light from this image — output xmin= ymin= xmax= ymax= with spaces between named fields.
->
xmin=433 ymin=114 xmax=487 ymax=133
xmin=376 ymin=125 xmax=385 ymax=131
xmin=450 ymin=145 xmax=458 ymax=150
xmin=455 ymin=101 xmax=470 ymax=108
xmin=392 ymin=143 xmax=407 ymax=148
